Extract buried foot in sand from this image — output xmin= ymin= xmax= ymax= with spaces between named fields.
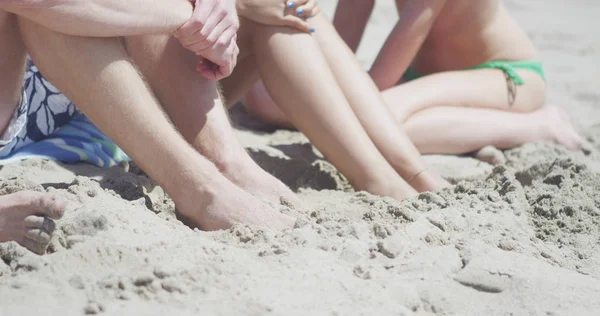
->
xmin=216 ymin=153 xmax=304 ymax=210
xmin=175 ymin=180 xmax=297 ymax=231
xmin=224 ymin=166 xmax=303 ymax=209
xmin=0 ymin=191 xmax=66 ymax=255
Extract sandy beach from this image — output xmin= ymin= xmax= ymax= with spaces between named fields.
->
xmin=1 ymin=0 xmax=600 ymax=315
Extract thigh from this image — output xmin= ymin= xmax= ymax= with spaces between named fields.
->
xmin=220 ymin=17 xmax=261 ymax=108
xmin=382 ymin=68 xmax=547 ymax=122
xmin=0 ymin=10 xmax=27 ymax=130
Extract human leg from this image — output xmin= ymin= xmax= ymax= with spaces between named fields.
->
xmin=18 ymin=18 xmax=294 ymax=230
xmin=123 ymin=34 xmax=301 ymax=206
xmin=382 ymin=68 xmax=547 ymax=122
xmin=382 ymin=69 xmax=582 ymax=154
xmin=0 ymin=10 xmax=27 ymax=134
xmin=0 ymin=11 xmax=68 ymax=255
xmin=307 ymin=14 xmax=448 ymax=192
xmin=243 ymin=80 xmax=294 ymax=129
xmin=237 ymin=19 xmax=416 ymax=199
xmin=403 ymin=104 xmax=583 ymax=154
xmin=0 ymin=191 xmax=66 ymax=255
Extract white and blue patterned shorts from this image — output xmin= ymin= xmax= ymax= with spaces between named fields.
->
xmin=0 ymin=60 xmax=79 ymax=158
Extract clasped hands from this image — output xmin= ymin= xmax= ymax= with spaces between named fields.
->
xmin=174 ymin=0 xmax=320 ymax=80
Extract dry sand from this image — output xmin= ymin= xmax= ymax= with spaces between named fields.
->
xmin=1 ymin=0 xmax=600 ymax=315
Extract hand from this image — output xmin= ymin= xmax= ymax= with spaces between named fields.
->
xmin=288 ymin=0 xmax=320 ymax=20
xmin=238 ymin=0 xmax=320 ymax=33
xmin=196 ymin=36 xmax=239 ymax=80
xmin=175 ymin=0 xmax=240 ymax=80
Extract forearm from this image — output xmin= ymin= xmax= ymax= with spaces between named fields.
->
xmin=1 ymin=0 xmax=193 ymax=37
xmin=369 ymin=1 xmax=442 ymax=90
xmin=332 ymin=0 xmax=374 ymax=52
xmin=369 ymin=21 xmax=420 ymax=90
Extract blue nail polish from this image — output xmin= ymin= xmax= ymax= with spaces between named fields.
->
xmin=296 ymin=8 xmax=304 ymax=15
xmin=287 ymin=2 xmax=295 ymax=8
xmin=307 ymin=14 xmax=312 ymax=18
xmin=309 ymin=28 xmax=315 ymax=33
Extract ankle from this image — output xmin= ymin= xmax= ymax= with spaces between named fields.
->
xmin=160 ymin=160 xmax=227 ymax=209
xmin=213 ymin=151 xmax=262 ymax=179
xmin=410 ymin=170 xmax=449 ymax=192
xmin=357 ymin=173 xmax=415 ymax=199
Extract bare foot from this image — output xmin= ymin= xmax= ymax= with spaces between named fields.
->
xmin=175 ymin=180 xmax=296 ymax=231
xmin=360 ymin=174 xmax=419 ymax=200
xmin=410 ymin=169 xmax=451 ymax=193
xmin=218 ymin=156 xmax=305 ymax=211
xmin=473 ymin=145 xmax=506 ymax=165
xmin=0 ymin=191 xmax=66 ymax=255
xmin=538 ymin=105 xmax=584 ymax=150
xmin=243 ymin=81 xmax=294 ymax=129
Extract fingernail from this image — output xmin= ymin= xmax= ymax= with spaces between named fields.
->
xmin=307 ymin=14 xmax=312 ymax=18
xmin=287 ymin=2 xmax=295 ymax=8
xmin=309 ymin=28 xmax=315 ymax=33
xmin=296 ymin=8 xmax=304 ymax=14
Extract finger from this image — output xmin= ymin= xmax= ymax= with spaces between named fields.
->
xmin=201 ymin=20 xmax=232 ymax=56
xmin=196 ymin=61 xmax=220 ymax=80
xmin=230 ymin=43 xmax=239 ymax=74
xmin=282 ymin=15 xmax=313 ymax=33
xmin=203 ymin=24 xmax=238 ymax=57
xmin=213 ymin=59 xmax=232 ymax=81
xmin=286 ymin=0 xmax=309 ymax=10
xmin=198 ymin=4 xmax=228 ymax=40
xmin=187 ymin=8 xmax=228 ymax=53
xmin=295 ymin=0 xmax=318 ymax=17
xmin=215 ymin=41 xmax=237 ymax=80
xmin=25 ymin=228 xmax=52 ymax=244
xmin=175 ymin=0 xmax=216 ymax=39
xmin=185 ymin=38 xmax=214 ymax=54
xmin=307 ymin=5 xmax=321 ymax=18
xmin=24 ymin=215 xmax=56 ymax=234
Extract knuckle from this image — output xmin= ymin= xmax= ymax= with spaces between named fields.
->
xmin=216 ymin=38 xmax=229 ymax=48
xmin=191 ymin=16 xmax=205 ymax=28
xmin=199 ymin=29 xmax=211 ymax=38
xmin=205 ymin=37 xmax=216 ymax=46
xmin=216 ymin=8 xmax=227 ymax=19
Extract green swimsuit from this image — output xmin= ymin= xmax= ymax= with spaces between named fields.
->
xmin=402 ymin=60 xmax=546 ymax=85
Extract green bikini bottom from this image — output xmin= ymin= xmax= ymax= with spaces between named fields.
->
xmin=402 ymin=60 xmax=546 ymax=86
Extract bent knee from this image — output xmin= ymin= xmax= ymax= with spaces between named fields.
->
xmin=512 ymin=71 xmax=546 ymax=113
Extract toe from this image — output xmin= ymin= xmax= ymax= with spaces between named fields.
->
xmin=19 ymin=237 xmax=48 ymax=255
xmin=11 ymin=191 xmax=66 ymax=219
xmin=24 ymin=215 xmax=56 ymax=234
xmin=25 ymin=228 xmax=51 ymax=244
xmin=31 ymin=193 xmax=66 ymax=220
xmin=473 ymin=146 xmax=506 ymax=165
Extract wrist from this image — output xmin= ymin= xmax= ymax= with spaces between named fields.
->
xmin=235 ymin=0 xmax=251 ymax=18
xmin=171 ymin=0 xmax=195 ymax=34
